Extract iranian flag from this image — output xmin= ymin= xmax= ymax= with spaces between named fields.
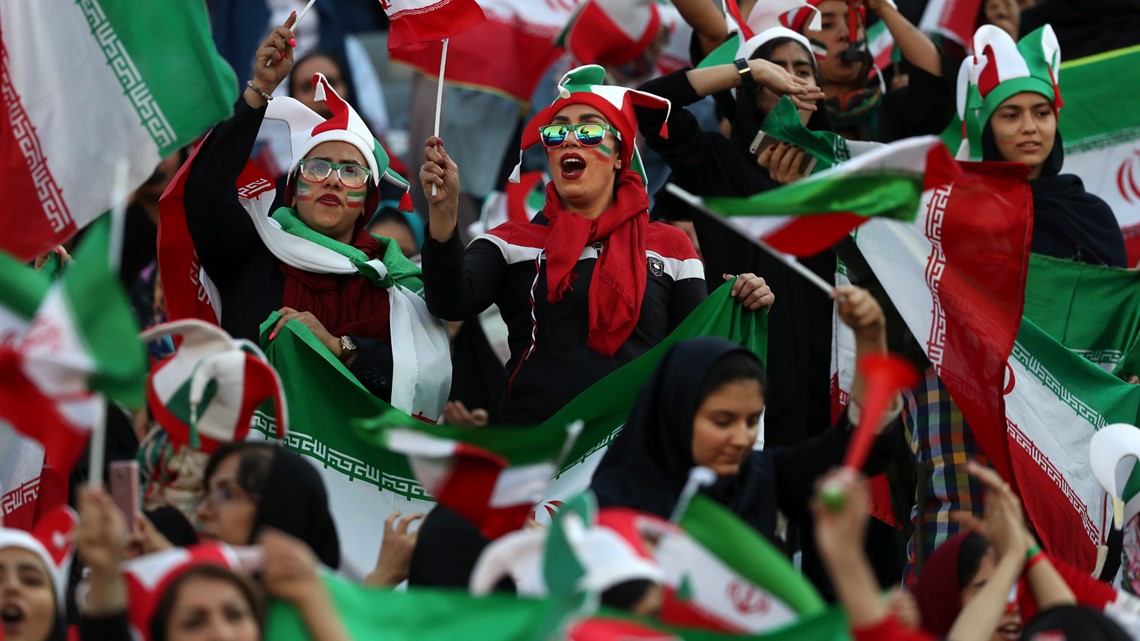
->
xmin=0 ymin=0 xmax=237 ymax=262
xmin=694 ymin=136 xmax=955 ymax=257
xmin=247 ymin=281 xmax=765 ymax=576
xmin=263 ymin=570 xmax=850 ymax=641
xmin=358 ymin=413 xmax=582 ymax=538
xmin=389 ymin=0 xmax=578 ymax=104
xmin=1004 ymin=254 xmax=1140 ymax=572
xmin=1056 ymin=45 xmax=1140 ymax=264
xmin=656 ymin=495 xmax=827 ymax=633
xmin=382 ymin=0 xmax=487 ymax=50
xmin=0 ymin=215 xmax=146 ymax=475
xmin=845 ymin=160 xmax=1034 ymax=484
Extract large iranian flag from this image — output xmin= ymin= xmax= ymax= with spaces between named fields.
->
xmin=1005 ymin=254 xmax=1140 ymax=572
xmin=0 ymin=0 xmax=237 ymax=262
xmin=846 ymin=160 xmax=1034 ymax=483
xmin=0 ymin=215 xmax=146 ymax=475
xmin=382 ymin=0 xmax=487 ymax=50
xmin=390 ymin=0 xmax=578 ymax=104
xmin=248 ymin=281 xmax=765 ymax=576
xmin=696 ymin=136 xmax=954 ymax=257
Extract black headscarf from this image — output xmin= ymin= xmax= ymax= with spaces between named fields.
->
xmin=728 ymin=39 xmax=834 ymax=163
xmin=981 ymin=126 xmax=1128 ymax=268
xmin=590 ymin=338 xmax=773 ymax=530
xmin=252 ymin=447 xmax=341 ymax=570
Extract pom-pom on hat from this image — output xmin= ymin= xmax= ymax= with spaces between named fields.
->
xmin=265 ymin=73 xmax=410 ymax=213
xmin=510 ymin=64 xmax=671 ymax=190
xmin=955 ymin=25 xmax=1062 ymax=161
xmin=142 ymin=319 xmax=287 ymax=454
xmin=0 ymin=507 xmax=77 ymax=605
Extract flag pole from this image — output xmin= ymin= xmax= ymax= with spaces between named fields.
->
xmin=264 ymin=0 xmax=317 ymax=67
xmin=670 ymin=467 xmax=716 ymax=523
xmin=664 ymin=183 xmax=836 ymax=296
xmin=430 ymin=37 xmax=450 ymax=197
xmin=87 ymin=397 xmax=106 ymax=488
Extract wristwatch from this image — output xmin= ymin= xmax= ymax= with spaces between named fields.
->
xmin=339 ymin=334 xmax=357 ymax=360
xmin=734 ymin=58 xmax=756 ymax=90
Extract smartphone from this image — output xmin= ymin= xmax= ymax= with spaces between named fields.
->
xmin=109 ymin=460 xmax=140 ymax=535
xmin=749 ymin=129 xmax=820 ymax=175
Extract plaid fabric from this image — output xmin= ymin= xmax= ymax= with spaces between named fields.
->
xmin=902 ymin=365 xmax=989 ymax=584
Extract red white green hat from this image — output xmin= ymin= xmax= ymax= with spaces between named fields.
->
xmin=141 ymin=320 xmax=287 ymax=453
xmin=955 ymin=25 xmax=1062 ymax=161
xmin=511 ymin=64 xmax=672 ymax=189
xmin=265 ymin=73 xmax=410 ymax=207
xmin=0 ymin=507 xmax=77 ymax=604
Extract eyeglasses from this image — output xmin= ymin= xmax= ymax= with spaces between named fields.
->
xmin=297 ymin=158 xmax=372 ymax=189
xmin=537 ymin=123 xmax=622 ymax=148
xmin=199 ymin=482 xmax=251 ymax=509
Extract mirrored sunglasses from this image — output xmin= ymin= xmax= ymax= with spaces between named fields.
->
xmin=538 ymin=123 xmax=622 ymax=148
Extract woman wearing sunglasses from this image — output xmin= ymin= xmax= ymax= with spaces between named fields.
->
xmin=419 ymin=65 xmax=774 ymax=427
xmin=180 ymin=15 xmax=450 ymax=416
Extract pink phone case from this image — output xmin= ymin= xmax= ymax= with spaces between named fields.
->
xmin=109 ymin=460 xmax=140 ymax=534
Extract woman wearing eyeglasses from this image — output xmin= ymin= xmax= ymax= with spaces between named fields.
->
xmin=419 ymin=65 xmax=774 ymax=427
xmin=180 ymin=15 xmax=450 ymax=415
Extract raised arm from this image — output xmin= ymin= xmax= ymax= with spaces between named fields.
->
xmin=671 ymin=0 xmax=731 ymax=58
xmin=183 ymin=14 xmax=298 ymax=285
xmin=860 ymin=0 xmax=942 ymax=77
xmin=684 ymin=59 xmax=823 ymax=105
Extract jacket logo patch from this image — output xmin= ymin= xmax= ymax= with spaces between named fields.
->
xmin=647 ymin=256 xmax=664 ymax=277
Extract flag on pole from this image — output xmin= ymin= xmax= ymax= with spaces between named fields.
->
xmin=355 ymin=413 xmax=582 ymax=538
xmin=656 ymin=495 xmax=827 ymax=633
xmin=247 ymin=281 xmax=765 ymax=575
xmin=0 ymin=215 xmax=146 ymax=474
xmin=698 ymin=136 xmax=956 ymax=257
xmin=0 ymin=0 xmax=237 ymax=262
xmin=389 ymin=0 xmax=576 ymax=104
xmin=381 ymin=0 xmax=487 ymax=50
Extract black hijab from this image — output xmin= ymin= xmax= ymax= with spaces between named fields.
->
xmin=982 ymin=126 xmax=1128 ymax=268
xmin=590 ymin=338 xmax=773 ymax=530
xmin=729 ymin=38 xmax=834 ymax=163
xmin=252 ymin=447 xmax=341 ymax=570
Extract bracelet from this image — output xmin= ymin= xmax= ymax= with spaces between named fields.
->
xmin=1025 ymin=544 xmax=1042 ymax=562
xmin=1025 ymin=548 xmax=1047 ymax=572
xmin=246 ymin=80 xmax=273 ymax=102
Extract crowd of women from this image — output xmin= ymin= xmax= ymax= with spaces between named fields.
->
xmin=4 ymin=0 xmax=1139 ymax=639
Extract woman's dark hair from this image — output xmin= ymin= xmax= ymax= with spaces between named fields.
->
xmin=955 ymin=531 xmax=992 ymax=591
xmin=749 ymin=37 xmax=821 ymax=86
xmin=697 ymin=351 xmax=767 ymax=407
xmin=202 ymin=442 xmax=275 ymax=502
xmin=150 ymin=564 xmax=266 ymax=641
xmin=289 ymin=50 xmax=350 ymax=99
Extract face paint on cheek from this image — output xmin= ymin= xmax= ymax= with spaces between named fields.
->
xmin=586 ymin=144 xmax=615 ymax=164
xmin=295 ymin=180 xmax=314 ymax=202
xmin=345 ymin=188 xmax=367 ymax=208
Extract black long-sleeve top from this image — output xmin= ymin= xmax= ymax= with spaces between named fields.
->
xmin=421 ymin=216 xmax=707 ymax=425
xmin=182 ymin=99 xmax=394 ymax=399
xmin=634 ymin=70 xmax=836 ymax=447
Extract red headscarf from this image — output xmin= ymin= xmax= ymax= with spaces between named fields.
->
xmin=910 ymin=532 xmax=972 ymax=636
xmin=542 ymin=171 xmax=649 ymax=357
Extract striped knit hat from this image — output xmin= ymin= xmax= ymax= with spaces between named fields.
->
xmin=733 ymin=0 xmax=817 ymax=61
xmin=142 ymin=320 xmax=287 ymax=453
xmin=955 ymin=25 xmax=1062 ymax=161
xmin=511 ymin=65 xmax=671 ymax=189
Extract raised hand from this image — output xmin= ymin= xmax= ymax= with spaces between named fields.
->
xmin=749 ymin=59 xmax=825 ymax=111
